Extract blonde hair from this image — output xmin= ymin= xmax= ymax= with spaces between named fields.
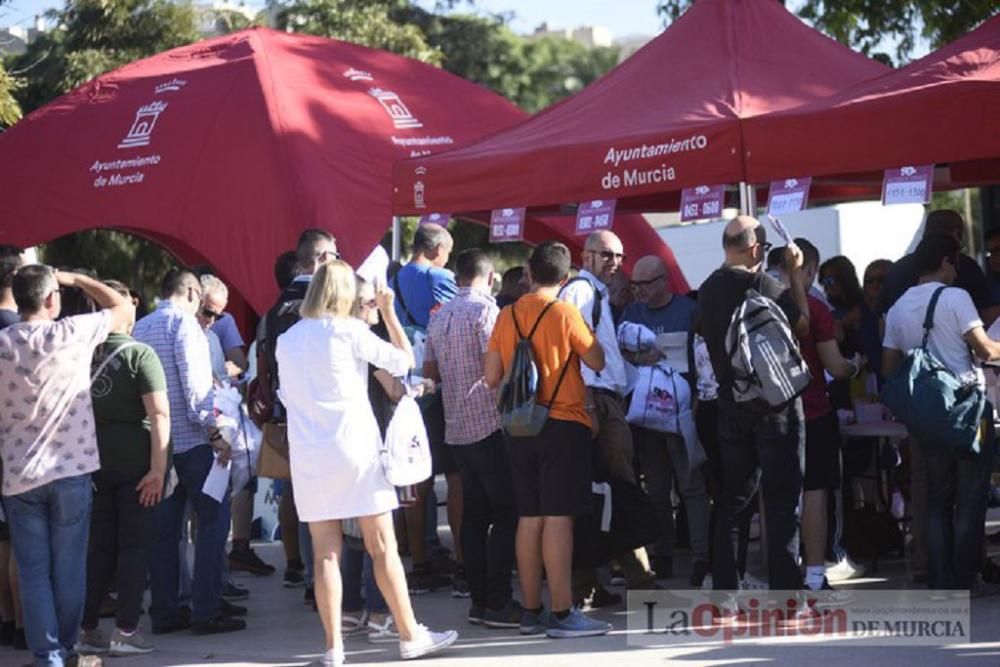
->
xmin=300 ymin=260 xmax=356 ymax=319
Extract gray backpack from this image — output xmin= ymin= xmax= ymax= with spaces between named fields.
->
xmin=725 ymin=287 xmax=810 ymax=409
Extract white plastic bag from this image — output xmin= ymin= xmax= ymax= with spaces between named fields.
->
xmin=215 ymin=386 xmax=261 ymax=494
xmin=626 ymin=363 xmax=688 ymax=433
xmin=380 ymin=393 xmax=432 ymax=486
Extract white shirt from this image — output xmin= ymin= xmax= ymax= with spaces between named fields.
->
xmin=560 ymin=269 xmax=627 ymax=393
xmin=884 ymin=281 xmax=984 ymax=386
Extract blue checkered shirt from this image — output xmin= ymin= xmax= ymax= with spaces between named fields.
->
xmin=133 ymin=301 xmax=215 ymax=454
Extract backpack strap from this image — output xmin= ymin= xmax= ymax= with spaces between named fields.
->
xmin=921 ymin=286 xmax=949 ymax=350
xmin=541 ymin=352 xmax=575 ymax=408
xmin=91 ymin=341 xmax=140 ymax=383
xmin=394 ymin=274 xmax=418 ymax=327
xmin=514 ymin=300 xmax=558 ymax=341
xmin=559 ymin=276 xmax=602 ymax=330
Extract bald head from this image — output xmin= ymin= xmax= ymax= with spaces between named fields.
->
xmin=631 ymin=255 xmax=671 ymax=306
xmin=722 ymin=215 xmax=768 ymax=270
xmin=582 ymin=230 xmax=625 ymax=285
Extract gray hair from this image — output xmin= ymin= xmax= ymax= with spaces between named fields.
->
xmin=199 ymin=274 xmax=228 ymax=300
xmin=12 ymin=264 xmax=57 ymax=314
xmin=413 ymin=223 xmax=452 ymax=254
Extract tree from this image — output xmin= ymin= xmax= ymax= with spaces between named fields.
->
xmin=11 ymin=0 xmax=201 ymax=114
xmin=656 ymin=0 xmax=999 ymax=64
xmin=275 ymin=0 xmax=442 ymax=64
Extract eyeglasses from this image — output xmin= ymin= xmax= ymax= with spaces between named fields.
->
xmin=630 ymin=275 xmax=665 ymax=288
xmin=586 ymin=249 xmax=626 ymax=263
xmin=201 ymin=307 xmax=223 ymax=321
xmin=314 ymin=249 xmax=341 ymax=261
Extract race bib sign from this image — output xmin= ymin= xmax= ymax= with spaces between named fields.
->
xmin=680 ymin=185 xmax=725 ymax=222
xmin=767 ymin=177 xmax=812 ymax=216
xmin=490 ymin=207 xmax=526 ymax=243
xmin=418 ymin=212 xmax=450 ymax=226
xmin=575 ymin=199 xmax=617 ymax=236
xmin=882 ymin=165 xmax=933 ymax=205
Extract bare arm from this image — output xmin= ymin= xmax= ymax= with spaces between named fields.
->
xmin=376 ymin=289 xmax=414 ymax=369
xmin=422 ymin=360 xmax=441 ymax=384
xmin=484 ymin=350 xmax=504 ymax=388
xmin=882 ymin=347 xmax=904 ymax=378
xmin=783 ymin=246 xmax=810 ymax=338
xmin=816 ymin=339 xmax=858 ymax=380
xmin=56 ymin=271 xmax=134 ymax=332
xmin=224 ymin=346 xmax=249 ymax=372
xmin=373 ymin=369 xmax=407 ymax=403
xmin=965 ymin=326 xmax=1000 ymax=362
xmin=580 ymin=339 xmax=605 ymax=372
xmin=137 ymin=391 xmax=170 ymax=507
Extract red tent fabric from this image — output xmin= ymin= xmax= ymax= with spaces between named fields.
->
xmin=391 ymin=0 xmax=888 ymax=215
xmin=0 ymin=29 xmax=689 ymax=314
xmin=744 ymin=15 xmax=1000 ymax=186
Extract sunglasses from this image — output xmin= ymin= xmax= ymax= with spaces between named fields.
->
xmin=820 ymin=275 xmax=837 ymax=287
xmin=314 ymin=249 xmax=341 ymax=261
xmin=759 ymin=242 xmax=773 ymax=255
xmin=201 ymin=307 xmax=223 ymax=321
xmin=630 ymin=275 xmax=665 ymax=288
xmin=359 ymin=298 xmax=377 ymax=309
xmin=587 ymin=249 xmax=626 ymax=263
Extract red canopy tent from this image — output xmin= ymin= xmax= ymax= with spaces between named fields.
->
xmin=0 ymin=27 xmax=689 ymax=313
xmin=743 ymin=14 xmax=1000 ymax=188
xmin=391 ymin=0 xmax=889 ymax=216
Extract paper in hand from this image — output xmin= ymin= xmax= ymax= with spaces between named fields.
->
xmin=765 ymin=214 xmax=793 ymax=246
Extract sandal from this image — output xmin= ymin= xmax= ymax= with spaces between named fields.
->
xmin=367 ymin=615 xmax=400 ymax=644
xmin=342 ymin=612 xmax=367 ymax=637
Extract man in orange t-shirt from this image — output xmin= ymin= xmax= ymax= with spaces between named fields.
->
xmin=485 ymin=241 xmax=610 ymax=639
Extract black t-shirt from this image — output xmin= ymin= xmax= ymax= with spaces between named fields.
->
xmin=0 ymin=309 xmax=18 ymax=330
xmin=877 ymin=252 xmax=994 ymax=316
xmin=697 ymin=267 xmax=801 ymax=398
xmin=261 ymin=279 xmax=310 ymax=419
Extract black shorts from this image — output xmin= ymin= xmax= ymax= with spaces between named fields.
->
xmin=804 ymin=412 xmax=842 ymax=491
xmin=506 ymin=418 xmax=593 ymax=517
xmin=421 ymin=394 xmax=458 ymax=476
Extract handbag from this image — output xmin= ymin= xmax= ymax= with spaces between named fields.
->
xmin=880 ymin=286 xmax=986 ymax=454
xmin=380 ymin=393 xmax=432 ymax=486
xmin=257 ymin=423 xmax=291 ymax=480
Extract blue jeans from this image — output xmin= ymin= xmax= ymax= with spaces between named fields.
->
xmin=6 ymin=474 xmax=93 ymax=667
xmin=922 ymin=439 xmax=992 ymax=590
xmin=300 ymin=522 xmax=314 ymax=587
xmin=150 ymin=445 xmax=230 ymax=624
xmin=341 ymin=542 xmax=387 ymax=614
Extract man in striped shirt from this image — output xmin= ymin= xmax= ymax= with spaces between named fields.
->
xmin=133 ymin=268 xmax=243 ymax=636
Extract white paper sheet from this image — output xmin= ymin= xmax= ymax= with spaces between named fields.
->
xmin=357 ymin=245 xmax=390 ymax=289
xmin=656 ymin=331 xmax=690 ymax=373
xmin=765 ymin=214 xmax=793 ymax=245
xmin=201 ymin=456 xmax=231 ymax=503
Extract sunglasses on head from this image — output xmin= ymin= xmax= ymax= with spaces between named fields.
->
xmin=201 ymin=307 xmax=223 ymax=321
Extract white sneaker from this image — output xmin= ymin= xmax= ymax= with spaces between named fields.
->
xmin=76 ymin=628 xmax=110 ymax=654
xmin=825 ymin=556 xmax=866 ymax=582
xmin=309 ymin=647 xmax=345 ymax=667
xmin=109 ymin=627 xmax=154 ymax=656
xmin=399 ymin=625 xmax=458 ymax=660
xmin=368 ymin=615 xmax=400 ymax=644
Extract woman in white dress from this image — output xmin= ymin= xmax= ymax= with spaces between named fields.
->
xmin=275 ymin=261 xmax=457 ymax=666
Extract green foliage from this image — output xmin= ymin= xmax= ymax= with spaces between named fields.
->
xmin=12 ymin=0 xmax=201 ymax=113
xmin=38 ymin=230 xmax=179 ymax=310
xmin=276 ymin=0 xmax=443 ymax=64
xmin=0 ymin=63 xmax=22 ymax=127
xmin=656 ymin=0 xmax=999 ymax=64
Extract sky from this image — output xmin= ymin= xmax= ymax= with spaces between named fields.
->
xmin=2 ymin=0 xmax=664 ymax=39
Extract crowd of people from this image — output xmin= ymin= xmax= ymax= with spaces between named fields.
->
xmin=0 ymin=208 xmax=999 ymax=666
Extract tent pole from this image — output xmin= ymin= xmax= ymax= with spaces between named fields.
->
xmin=738 ymin=182 xmax=757 ymax=216
xmin=391 ymin=216 xmax=402 ymax=262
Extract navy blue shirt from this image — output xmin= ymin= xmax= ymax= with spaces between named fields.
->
xmin=621 ymin=295 xmax=697 ymax=335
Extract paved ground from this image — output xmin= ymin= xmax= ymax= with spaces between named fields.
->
xmin=10 ymin=537 xmax=994 ymax=667
xmin=4 ymin=503 xmax=1000 ymax=666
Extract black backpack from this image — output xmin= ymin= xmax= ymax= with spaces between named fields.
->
xmin=559 ymin=276 xmax=603 ymax=329
xmin=497 ymin=301 xmax=572 ymax=437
